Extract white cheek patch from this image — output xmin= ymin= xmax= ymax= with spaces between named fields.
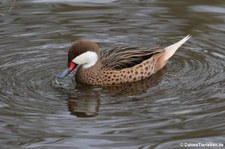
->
xmin=72 ymin=51 xmax=98 ymax=68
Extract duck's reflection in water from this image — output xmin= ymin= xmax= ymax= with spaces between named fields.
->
xmin=68 ymin=97 xmax=100 ymax=117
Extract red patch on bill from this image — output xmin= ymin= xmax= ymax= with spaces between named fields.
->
xmin=69 ymin=62 xmax=76 ymax=71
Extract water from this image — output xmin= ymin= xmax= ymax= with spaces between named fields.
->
xmin=1 ymin=0 xmax=225 ymax=148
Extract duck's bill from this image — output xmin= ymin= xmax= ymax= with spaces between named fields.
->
xmin=58 ymin=68 xmax=71 ymax=79
xmin=58 ymin=62 xmax=76 ymax=79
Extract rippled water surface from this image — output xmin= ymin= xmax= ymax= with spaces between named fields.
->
xmin=1 ymin=0 xmax=225 ymax=148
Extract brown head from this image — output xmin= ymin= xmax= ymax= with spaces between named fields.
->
xmin=58 ymin=39 xmax=100 ymax=79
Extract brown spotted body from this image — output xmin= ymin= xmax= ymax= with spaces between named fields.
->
xmin=102 ymin=58 xmax=158 ymax=85
xmin=75 ymin=50 xmax=167 ymax=85
xmin=59 ymin=35 xmax=191 ymax=86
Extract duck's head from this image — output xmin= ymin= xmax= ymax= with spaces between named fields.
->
xmin=58 ymin=39 xmax=100 ymax=79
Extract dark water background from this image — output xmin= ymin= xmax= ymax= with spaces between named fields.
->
xmin=1 ymin=0 xmax=225 ymax=148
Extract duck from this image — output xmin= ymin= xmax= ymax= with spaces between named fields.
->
xmin=58 ymin=35 xmax=191 ymax=86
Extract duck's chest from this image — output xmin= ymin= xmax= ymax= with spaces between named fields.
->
xmin=75 ymin=67 xmax=103 ymax=85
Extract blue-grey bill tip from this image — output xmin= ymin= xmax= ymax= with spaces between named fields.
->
xmin=57 ymin=68 xmax=70 ymax=79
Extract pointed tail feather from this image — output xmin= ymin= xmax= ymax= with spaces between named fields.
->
xmin=163 ymin=35 xmax=191 ymax=61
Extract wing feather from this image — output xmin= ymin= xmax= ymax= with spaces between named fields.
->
xmin=100 ymin=46 xmax=161 ymax=70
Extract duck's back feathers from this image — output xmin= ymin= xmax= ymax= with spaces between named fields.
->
xmin=100 ymin=46 xmax=162 ymax=70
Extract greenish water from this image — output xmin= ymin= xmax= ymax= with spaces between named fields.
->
xmin=0 ymin=0 xmax=225 ymax=148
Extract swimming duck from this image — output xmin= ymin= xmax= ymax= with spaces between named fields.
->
xmin=58 ymin=35 xmax=191 ymax=85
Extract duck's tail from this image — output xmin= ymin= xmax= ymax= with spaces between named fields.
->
xmin=163 ymin=35 xmax=191 ymax=61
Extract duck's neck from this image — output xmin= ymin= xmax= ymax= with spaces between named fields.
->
xmin=76 ymin=61 xmax=102 ymax=85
